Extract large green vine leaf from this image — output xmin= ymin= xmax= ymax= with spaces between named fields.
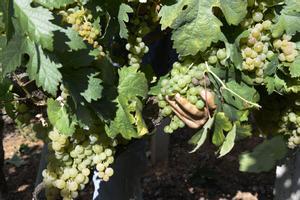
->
xmin=0 ymin=32 xmax=26 ymax=75
xmin=106 ymin=66 xmax=148 ymax=139
xmin=159 ymin=0 xmax=248 ymax=56
xmin=33 ymin=0 xmax=76 ymax=9
xmin=47 ymin=98 xmax=76 ymax=135
xmin=25 ymin=40 xmax=62 ymax=95
xmin=272 ymin=0 xmax=300 ymax=37
xmin=239 ymin=136 xmax=287 ymax=173
xmin=118 ymin=66 xmax=148 ymax=99
xmin=222 ymin=81 xmax=260 ymax=110
xmin=13 ymin=0 xmax=59 ymax=51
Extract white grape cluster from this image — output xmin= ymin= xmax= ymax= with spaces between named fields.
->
xmin=157 ymin=61 xmax=210 ymax=133
xmin=62 ymin=8 xmax=105 ymax=57
xmin=279 ymin=110 xmax=300 ymax=149
xmin=240 ymin=10 xmax=299 ymax=83
xmin=126 ymin=37 xmax=149 ymax=68
xmin=43 ymin=129 xmax=115 ymax=200
xmin=273 ymin=35 xmax=299 ymax=63
xmin=240 ymin=11 xmax=273 ymax=83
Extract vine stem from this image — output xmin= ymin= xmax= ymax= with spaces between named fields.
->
xmin=204 ymin=62 xmax=261 ymax=109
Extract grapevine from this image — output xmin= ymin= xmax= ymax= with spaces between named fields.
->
xmin=0 ymin=0 xmax=300 ymax=199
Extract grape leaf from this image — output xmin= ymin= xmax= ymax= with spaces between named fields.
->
xmin=222 ymin=81 xmax=260 ymax=110
xmin=106 ymin=66 xmax=148 ymax=139
xmin=118 ymin=3 xmax=133 ymax=39
xmin=64 ymin=28 xmax=87 ymax=51
xmin=239 ymin=136 xmax=287 ymax=173
xmin=97 ymin=0 xmax=122 ymax=46
xmin=159 ymin=0 xmax=247 ymax=56
xmin=235 ymin=122 xmax=252 ymax=140
xmin=63 ymin=68 xmax=109 ymax=128
xmin=0 ymin=32 xmax=26 ymax=75
xmin=0 ymin=0 xmax=14 ymax=40
xmin=118 ymin=66 xmax=148 ymax=99
xmin=264 ymin=55 xmax=279 ymax=76
xmin=80 ymin=73 xmax=103 ymax=103
xmin=13 ymin=0 xmax=59 ymax=50
xmin=272 ymin=0 xmax=300 ymax=37
xmin=219 ymin=124 xmax=236 ymax=157
xmin=33 ymin=0 xmax=76 ymax=9
xmin=25 ymin=40 xmax=62 ymax=95
xmin=285 ymin=0 xmax=300 ymax=12
xmin=223 ymin=103 xmax=249 ymax=122
xmin=189 ymin=116 xmax=215 ymax=153
xmin=264 ymin=75 xmax=287 ymax=94
xmin=212 ymin=112 xmax=232 ymax=146
xmin=106 ymin=97 xmax=148 ymax=139
xmin=47 ymin=98 xmax=76 ymax=135
xmin=289 ymin=56 xmax=300 ymax=78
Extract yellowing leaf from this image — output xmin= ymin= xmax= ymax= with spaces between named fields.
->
xmin=219 ymin=124 xmax=236 ymax=157
xmin=212 ymin=112 xmax=232 ymax=146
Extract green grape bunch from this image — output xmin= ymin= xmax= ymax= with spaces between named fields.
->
xmin=157 ymin=61 xmax=216 ymax=134
xmin=126 ymin=37 xmax=149 ymax=68
xmin=43 ymin=129 xmax=116 ymax=200
xmin=125 ymin=1 xmax=160 ymax=68
xmin=279 ymin=109 xmax=300 ymax=149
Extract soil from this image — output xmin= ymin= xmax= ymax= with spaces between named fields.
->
xmin=2 ymin=123 xmax=43 ymax=200
xmin=1 ymin=123 xmax=275 ymax=200
xmin=142 ymin=129 xmax=275 ymax=200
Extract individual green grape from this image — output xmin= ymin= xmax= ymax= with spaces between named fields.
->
xmin=196 ymin=100 xmax=205 ymax=110
xmin=254 ymin=42 xmax=264 ymax=53
xmin=251 ymin=28 xmax=261 ymax=39
xmin=188 ymin=95 xmax=198 ymax=104
xmin=162 ymin=106 xmax=172 ymax=116
xmin=208 ymin=55 xmax=218 ymax=64
xmin=216 ymin=48 xmax=227 ymax=60
xmin=68 ymin=181 xmax=78 ymax=192
xmin=170 ymin=121 xmax=179 ymax=130
xmin=96 ymin=163 xmax=105 ymax=172
xmin=252 ymin=12 xmax=263 ymax=22
xmin=105 ymin=168 xmax=114 ymax=177
xmin=164 ymin=125 xmax=172 ymax=134
xmin=105 ymin=149 xmax=113 ymax=157
xmin=75 ymin=174 xmax=85 ymax=184
xmin=262 ymin=20 xmax=272 ymax=30
xmin=99 ymin=152 xmax=107 ymax=161
xmin=278 ymin=53 xmax=286 ymax=62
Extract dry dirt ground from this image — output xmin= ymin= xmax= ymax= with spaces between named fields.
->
xmin=2 ymin=123 xmax=274 ymax=200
